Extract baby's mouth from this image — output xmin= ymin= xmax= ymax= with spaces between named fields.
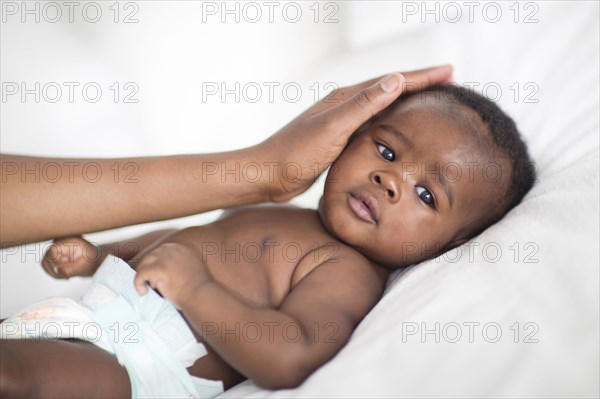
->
xmin=348 ymin=191 xmax=378 ymax=224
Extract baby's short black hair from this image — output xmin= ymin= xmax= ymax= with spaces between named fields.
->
xmin=389 ymin=83 xmax=536 ymax=233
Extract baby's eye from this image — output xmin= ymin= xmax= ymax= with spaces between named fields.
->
xmin=416 ymin=186 xmax=435 ymax=208
xmin=377 ymin=144 xmax=395 ymax=162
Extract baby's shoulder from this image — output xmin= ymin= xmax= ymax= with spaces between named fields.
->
xmin=286 ymin=242 xmax=389 ymax=325
xmin=295 ymin=240 xmax=388 ymax=290
xmin=333 ymin=244 xmax=388 ymax=280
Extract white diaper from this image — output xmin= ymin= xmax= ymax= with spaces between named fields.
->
xmin=0 ymin=255 xmax=224 ymax=399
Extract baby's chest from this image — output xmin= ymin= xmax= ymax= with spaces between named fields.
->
xmin=179 ymin=211 xmax=341 ymax=308
xmin=206 ymin=230 xmax=335 ymax=307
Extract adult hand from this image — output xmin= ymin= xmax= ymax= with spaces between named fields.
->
xmin=256 ymin=64 xmax=453 ymax=202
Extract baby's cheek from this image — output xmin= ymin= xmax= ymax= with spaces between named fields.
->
xmin=325 ymin=161 xmax=342 ymax=184
xmin=373 ymin=226 xmax=438 ymax=266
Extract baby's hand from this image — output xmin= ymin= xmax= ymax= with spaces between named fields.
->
xmin=42 ymin=236 xmax=104 ymax=279
xmin=133 ymin=242 xmax=213 ymax=310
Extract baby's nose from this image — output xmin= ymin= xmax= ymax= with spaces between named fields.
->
xmin=372 ymin=172 xmax=399 ymax=202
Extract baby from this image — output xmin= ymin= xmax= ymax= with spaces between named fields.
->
xmin=0 ymin=83 xmax=536 ymax=398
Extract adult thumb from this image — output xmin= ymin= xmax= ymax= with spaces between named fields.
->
xmin=327 ymin=73 xmax=406 ymax=135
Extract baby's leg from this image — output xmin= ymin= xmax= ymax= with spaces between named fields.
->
xmin=0 ymin=339 xmax=130 ymax=398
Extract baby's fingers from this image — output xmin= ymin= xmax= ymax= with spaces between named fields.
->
xmin=41 ymin=258 xmax=61 ymax=278
xmin=134 ymin=259 xmax=164 ymax=296
xmin=42 ymin=246 xmax=67 ymax=278
xmin=133 ymin=268 xmax=152 ymax=296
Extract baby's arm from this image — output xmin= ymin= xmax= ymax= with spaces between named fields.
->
xmin=134 ymin=245 xmax=386 ymax=389
xmin=42 ymin=229 xmax=176 ymax=279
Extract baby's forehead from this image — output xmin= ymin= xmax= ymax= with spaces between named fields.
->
xmin=376 ymin=93 xmax=488 ymax=155
xmin=382 ymin=92 xmax=480 ymax=127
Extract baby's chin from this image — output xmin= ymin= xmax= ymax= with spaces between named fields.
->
xmin=316 ymin=196 xmax=404 ymax=269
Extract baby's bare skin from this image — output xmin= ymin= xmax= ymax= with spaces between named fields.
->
xmin=136 ymin=205 xmax=388 ymax=389
xmin=9 ymin=205 xmax=386 ymax=396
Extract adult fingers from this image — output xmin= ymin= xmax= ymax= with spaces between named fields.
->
xmin=323 ymin=73 xmax=406 ymax=135
xmin=342 ymin=64 xmax=453 ymax=94
xmin=401 ymin=64 xmax=454 ymax=86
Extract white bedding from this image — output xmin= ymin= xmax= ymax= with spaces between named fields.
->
xmin=1 ymin=2 xmax=598 ymax=397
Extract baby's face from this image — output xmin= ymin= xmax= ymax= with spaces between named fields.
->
xmin=318 ymin=94 xmax=506 ymax=268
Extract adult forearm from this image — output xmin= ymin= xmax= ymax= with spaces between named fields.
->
xmin=0 ymin=150 xmax=267 ymax=247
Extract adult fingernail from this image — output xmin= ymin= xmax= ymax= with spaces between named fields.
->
xmin=380 ymin=74 xmax=400 ymax=93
